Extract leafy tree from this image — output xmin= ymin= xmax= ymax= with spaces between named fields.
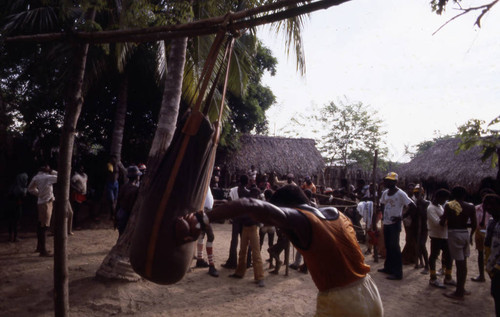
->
xmin=221 ymin=40 xmax=277 ymax=149
xmin=456 ymin=115 xmax=500 ymax=180
xmin=96 ymin=0 xmax=305 ymax=282
xmin=317 ymin=98 xmax=387 ymax=169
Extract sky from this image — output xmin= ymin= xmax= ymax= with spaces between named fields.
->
xmin=256 ymin=0 xmax=500 ymax=162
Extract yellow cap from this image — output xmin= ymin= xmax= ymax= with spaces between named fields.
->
xmin=384 ymin=172 xmax=398 ymax=181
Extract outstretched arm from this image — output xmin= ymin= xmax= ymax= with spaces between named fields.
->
xmin=209 ymin=198 xmax=312 ymax=250
xmin=177 ymin=198 xmax=311 ymax=249
xmin=208 ymin=198 xmax=288 ymax=228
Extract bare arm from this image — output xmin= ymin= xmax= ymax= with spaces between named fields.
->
xmin=208 ymin=198 xmax=312 ymax=249
xmin=28 ymin=178 xmax=38 ymax=197
xmin=208 ymin=198 xmax=289 ymax=228
xmin=469 ymin=206 xmax=478 ymax=244
xmin=439 ymin=205 xmax=449 ymax=226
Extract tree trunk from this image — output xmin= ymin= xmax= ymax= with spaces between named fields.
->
xmin=109 ymin=72 xmax=129 ymax=182
xmin=0 ymin=95 xmax=8 ymax=194
xmin=110 ymin=72 xmax=128 ymax=162
xmin=53 ymin=41 xmax=89 ymax=317
xmin=96 ymin=36 xmax=188 ymax=281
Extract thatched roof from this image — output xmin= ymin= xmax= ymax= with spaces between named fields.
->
xmin=218 ymin=135 xmax=325 ymax=178
xmin=397 ymin=138 xmax=497 ymax=191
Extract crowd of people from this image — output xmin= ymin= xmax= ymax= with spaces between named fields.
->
xmin=4 ymin=156 xmax=147 ymax=257
xmin=3 ymin=160 xmax=500 ymax=316
xmin=195 ymin=167 xmax=500 ymax=316
xmin=190 ymin=170 xmax=384 ymax=316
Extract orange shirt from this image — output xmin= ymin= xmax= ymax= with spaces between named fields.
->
xmin=301 ymin=182 xmax=317 ymax=193
xmin=296 ymin=209 xmax=370 ymax=291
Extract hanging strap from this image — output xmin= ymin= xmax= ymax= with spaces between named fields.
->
xmin=197 ymin=37 xmax=235 ymax=211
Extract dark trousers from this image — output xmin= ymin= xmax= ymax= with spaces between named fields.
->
xmin=383 ymin=222 xmax=403 ymax=278
xmin=225 ymin=219 xmax=252 ymax=266
xmin=7 ymin=204 xmax=22 ymax=240
xmin=36 ymin=222 xmax=48 ymax=253
xmin=492 ymin=273 xmax=500 ymax=317
xmin=225 ymin=220 xmax=241 ymax=266
xmin=429 ymin=237 xmax=452 ymax=273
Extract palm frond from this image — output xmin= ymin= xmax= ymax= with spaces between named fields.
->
xmin=3 ymin=6 xmax=59 ymax=35
xmin=154 ymin=40 xmax=167 ymax=83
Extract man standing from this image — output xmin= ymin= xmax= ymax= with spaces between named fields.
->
xmin=472 ymin=188 xmax=495 ymax=282
xmin=70 ymin=165 xmax=88 ymax=231
xmin=427 ymin=189 xmax=454 ymax=288
xmin=414 ymin=185 xmax=430 ymax=273
xmin=248 ymin=165 xmax=257 ymax=185
xmin=229 ymin=186 xmax=265 ymax=287
xmin=115 ymin=166 xmax=141 ymax=236
xmin=105 ymin=155 xmax=120 ymax=220
xmin=483 ymin=194 xmax=500 ymax=316
xmin=378 ymin=172 xmax=415 ymax=280
xmin=28 ymin=164 xmax=58 ymax=257
xmin=301 ymin=176 xmax=317 ymax=194
xmin=221 ymin=175 xmax=250 ymax=269
xmin=440 ymin=186 xmax=477 ymax=300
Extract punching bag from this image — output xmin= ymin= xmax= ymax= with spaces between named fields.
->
xmin=130 ymin=110 xmax=215 ymax=284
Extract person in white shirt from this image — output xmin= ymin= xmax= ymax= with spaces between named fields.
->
xmin=70 ymin=165 xmax=88 ymax=232
xmin=378 ymin=172 xmax=415 ymax=280
xmin=248 ymin=165 xmax=257 ymax=185
xmin=28 ymin=164 xmax=58 ymax=257
xmin=427 ymin=189 xmax=455 ymax=288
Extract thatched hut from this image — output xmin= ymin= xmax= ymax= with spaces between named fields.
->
xmin=397 ymin=138 xmax=497 ymax=195
xmin=216 ymin=135 xmax=325 ymax=186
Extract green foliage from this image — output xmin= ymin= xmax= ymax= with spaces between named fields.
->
xmin=456 ymin=116 xmax=500 ymax=168
xmin=0 ymin=0 xmax=286 ymax=165
xmin=159 ymin=1 xmax=194 ymax=25
xmin=222 ymin=39 xmax=276 ymax=143
xmin=317 ymin=98 xmax=387 ymax=168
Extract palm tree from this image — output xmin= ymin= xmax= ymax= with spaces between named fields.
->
xmin=96 ymin=0 xmax=309 ymax=281
xmin=96 ymin=0 xmax=192 ymax=279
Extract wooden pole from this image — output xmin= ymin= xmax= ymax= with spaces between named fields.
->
xmin=371 ymin=149 xmax=379 ymax=262
xmin=371 ymin=149 xmax=378 ymax=228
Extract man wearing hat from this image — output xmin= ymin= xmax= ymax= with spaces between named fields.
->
xmin=115 ymin=166 xmax=142 ymax=236
xmin=378 ymin=172 xmax=415 ymax=280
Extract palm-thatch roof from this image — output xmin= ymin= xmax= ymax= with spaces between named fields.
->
xmin=217 ymin=135 xmax=325 ymax=179
xmin=397 ymin=138 xmax=497 ymax=191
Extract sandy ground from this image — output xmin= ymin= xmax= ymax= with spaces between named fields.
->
xmin=0 ymin=219 xmax=496 ymax=317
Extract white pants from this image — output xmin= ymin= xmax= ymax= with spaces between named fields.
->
xmin=315 ymin=274 xmax=383 ymax=317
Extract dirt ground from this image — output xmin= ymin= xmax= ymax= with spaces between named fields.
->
xmin=0 ymin=218 xmax=496 ymax=317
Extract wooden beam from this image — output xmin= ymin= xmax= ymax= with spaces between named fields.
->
xmin=4 ymin=0 xmax=351 ymax=44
